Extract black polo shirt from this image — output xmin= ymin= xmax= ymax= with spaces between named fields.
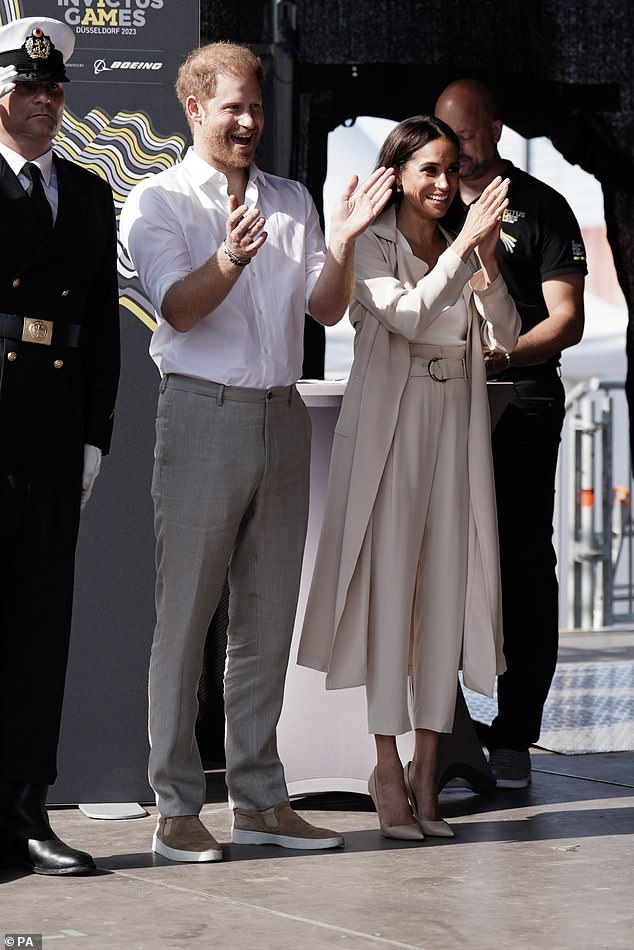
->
xmin=444 ymin=160 xmax=588 ymax=372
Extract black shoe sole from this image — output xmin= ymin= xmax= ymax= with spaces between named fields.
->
xmin=15 ymin=859 xmax=97 ymax=876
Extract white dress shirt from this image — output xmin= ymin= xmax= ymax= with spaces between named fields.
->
xmin=0 ymin=142 xmax=58 ymax=222
xmin=120 ymin=148 xmax=327 ymax=388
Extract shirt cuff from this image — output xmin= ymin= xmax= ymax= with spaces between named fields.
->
xmin=304 ymin=264 xmax=324 ymax=314
xmin=156 ymin=271 xmax=191 ymax=318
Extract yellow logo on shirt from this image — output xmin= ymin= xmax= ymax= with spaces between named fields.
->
xmin=499 ymin=229 xmax=517 ymax=254
xmin=501 ymin=209 xmax=525 ymax=225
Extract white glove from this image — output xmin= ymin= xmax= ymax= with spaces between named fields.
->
xmin=0 ymin=65 xmax=18 ymax=98
xmin=81 ymin=444 xmax=102 ymax=510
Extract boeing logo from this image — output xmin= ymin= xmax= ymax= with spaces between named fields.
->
xmin=94 ymin=60 xmax=163 ymax=75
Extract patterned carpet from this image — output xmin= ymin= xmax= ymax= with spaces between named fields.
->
xmin=464 ymin=659 xmax=634 ymax=754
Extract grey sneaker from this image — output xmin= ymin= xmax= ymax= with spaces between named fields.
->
xmin=489 ymin=749 xmax=532 ymax=789
xmin=153 ymin=816 xmax=223 ymax=862
xmin=232 ymin=803 xmax=344 ymax=850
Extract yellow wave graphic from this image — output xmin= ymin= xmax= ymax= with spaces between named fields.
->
xmin=54 ymin=107 xmax=186 ymax=332
xmin=57 ymin=108 xmax=185 ymax=200
xmin=119 ymin=293 xmax=158 ymax=333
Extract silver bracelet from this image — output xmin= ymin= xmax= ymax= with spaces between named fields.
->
xmin=223 ymin=240 xmax=250 ymax=267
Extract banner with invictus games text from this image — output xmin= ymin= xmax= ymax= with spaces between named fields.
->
xmin=0 ymin=0 xmax=200 ymax=804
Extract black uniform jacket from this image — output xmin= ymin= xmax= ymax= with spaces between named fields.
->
xmin=0 ymin=154 xmax=120 ymax=471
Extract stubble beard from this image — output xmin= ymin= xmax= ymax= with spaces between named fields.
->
xmin=459 ymin=153 xmax=497 ymax=183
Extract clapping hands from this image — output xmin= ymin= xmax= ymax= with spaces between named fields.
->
xmin=450 ymin=175 xmax=509 ymax=278
xmin=461 ymin=176 xmax=509 ymax=257
xmin=224 ymin=194 xmax=268 ymax=264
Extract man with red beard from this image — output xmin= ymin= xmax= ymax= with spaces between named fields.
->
xmin=120 ymin=41 xmax=393 ymax=861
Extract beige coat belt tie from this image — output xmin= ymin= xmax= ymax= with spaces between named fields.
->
xmin=409 ymin=343 xmax=468 ymax=382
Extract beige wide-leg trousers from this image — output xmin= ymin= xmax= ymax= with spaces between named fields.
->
xmin=364 ymin=344 xmax=470 ymax=736
xmin=149 ymin=374 xmax=311 ymax=816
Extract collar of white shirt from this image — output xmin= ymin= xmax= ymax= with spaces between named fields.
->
xmin=0 ymin=142 xmax=54 ymax=186
xmin=182 ymin=148 xmax=267 ymax=195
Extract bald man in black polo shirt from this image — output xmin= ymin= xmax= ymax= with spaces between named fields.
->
xmin=437 ymin=79 xmax=586 ymax=788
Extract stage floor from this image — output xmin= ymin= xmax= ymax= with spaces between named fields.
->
xmin=2 ymin=749 xmax=633 ymax=949
xmin=3 ymin=626 xmax=633 ymax=949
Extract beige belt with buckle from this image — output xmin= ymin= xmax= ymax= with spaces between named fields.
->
xmin=21 ymin=317 xmax=54 ymax=345
xmin=427 ymin=356 xmax=467 ymax=381
xmin=409 ymin=355 xmax=468 ymax=382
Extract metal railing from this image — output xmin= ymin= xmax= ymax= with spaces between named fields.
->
xmin=564 ymin=378 xmax=633 ymax=628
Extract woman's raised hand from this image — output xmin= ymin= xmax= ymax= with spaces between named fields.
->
xmin=452 ymin=176 xmax=509 ymax=263
xmin=329 ymin=166 xmax=396 ymax=246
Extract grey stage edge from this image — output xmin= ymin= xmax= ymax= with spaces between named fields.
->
xmin=48 ymin=364 xmax=512 ymax=806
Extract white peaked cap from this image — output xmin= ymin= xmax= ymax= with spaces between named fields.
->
xmin=0 ymin=16 xmax=75 ymax=63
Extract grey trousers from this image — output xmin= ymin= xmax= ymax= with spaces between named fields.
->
xmin=149 ymin=374 xmax=311 ymax=815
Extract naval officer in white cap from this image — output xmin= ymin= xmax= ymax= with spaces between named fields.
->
xmin=0 ymin=17 xmax=120 ymax=876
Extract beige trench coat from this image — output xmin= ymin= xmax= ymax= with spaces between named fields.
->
xmin=297 ymin=207 xmax=521 ymax=698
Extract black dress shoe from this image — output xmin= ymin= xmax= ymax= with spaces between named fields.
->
xmin=10 ymin=783 xmax=96 ymax=876
xmin=12 ymin=834 xmax=96 ymax=876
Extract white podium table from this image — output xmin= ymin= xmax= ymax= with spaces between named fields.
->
xmin=277 ymin=380 xmax=513 ymax=797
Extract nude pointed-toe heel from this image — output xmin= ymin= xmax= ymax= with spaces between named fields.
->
xmin=368 ymin=769 xmax=424 ymax=841
xmin=418 ymin=818 xmax=455 ymax=838
xmin=403 ymin=761 xmax=455 ymax=838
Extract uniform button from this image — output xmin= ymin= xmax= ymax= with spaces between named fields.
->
xmin=61 ymin=289 xmax=70 ymax=297
xmin=12 ymin=277 xmax=20 ymax=288
xmin=53 ymin=359 xmax=64 ymax=369
xmin=7 ymin=351 xmax=17 ymax=361
xmin=266 ymin=391 xmax=273 ymax=400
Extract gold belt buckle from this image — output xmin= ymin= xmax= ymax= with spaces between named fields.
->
xmin=22 ymin=317 xmax=53 ymax=345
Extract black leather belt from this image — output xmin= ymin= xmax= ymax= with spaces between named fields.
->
xmin=0 ymin=313 xmax=82 ymax=347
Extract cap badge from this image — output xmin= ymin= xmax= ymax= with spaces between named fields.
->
xmin=25 ymin=27 xmax=51 ymax=62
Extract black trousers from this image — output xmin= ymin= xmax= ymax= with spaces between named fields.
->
xmin=0 ymin=464 xmax=81 ymax=784
xmin=488 ymin=373 xmax=566 ymax=751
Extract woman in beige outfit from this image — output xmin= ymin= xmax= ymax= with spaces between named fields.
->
xmin=297 ymin=116 xmax=520 ymax=839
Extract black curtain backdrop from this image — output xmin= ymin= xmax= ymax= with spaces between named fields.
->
xmin=201 ymin=0 xmax=634 ymax=456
